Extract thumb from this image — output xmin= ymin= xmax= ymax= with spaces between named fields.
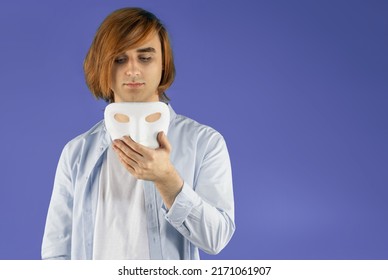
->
xmin=157 ymin=131 xmax=171 ymax=152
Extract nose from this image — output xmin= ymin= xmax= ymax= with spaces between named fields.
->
xmin=125 ymin=60 xmax=140 ymax=77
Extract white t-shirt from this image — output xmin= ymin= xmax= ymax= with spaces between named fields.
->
xmin=93 ymin=145 xmax=150 ymax=259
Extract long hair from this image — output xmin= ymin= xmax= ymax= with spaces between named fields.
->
xmin=84 ymin=8 xmax=175 ymax=103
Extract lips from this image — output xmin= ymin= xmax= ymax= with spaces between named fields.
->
xmin=124 ymin=82 xmax=145 ymax=88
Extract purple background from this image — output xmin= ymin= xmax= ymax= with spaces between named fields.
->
xmin=0 ymin=0 xmax=387 ymax=260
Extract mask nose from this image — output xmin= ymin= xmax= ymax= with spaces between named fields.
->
xmin=130 ymin=121 xmax=140 ymax=143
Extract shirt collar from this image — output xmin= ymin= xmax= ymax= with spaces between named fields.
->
xmin=167 ymin=103 xmax=177 ymax=123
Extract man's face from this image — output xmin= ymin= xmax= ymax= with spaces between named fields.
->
xmin=110 ymin=33 xmax=163 ymax=103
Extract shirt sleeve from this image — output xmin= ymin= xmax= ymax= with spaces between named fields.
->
xmin=162 ymin=133 xmax=235 ymax=255
xmin=41 ymin=144 xmax=74 ymax=260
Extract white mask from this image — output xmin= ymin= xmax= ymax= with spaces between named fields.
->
xmin=104 ymin=102 xmax=170 ymax=149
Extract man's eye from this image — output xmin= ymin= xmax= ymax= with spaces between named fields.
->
xmin=139 ymin=56 xmax=151 ymax=62
xmin=114 ymin=57 xmax=127 ymax=64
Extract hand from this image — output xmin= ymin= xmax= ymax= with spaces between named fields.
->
xmin=112 ymin=132 xmax=183 ymax=208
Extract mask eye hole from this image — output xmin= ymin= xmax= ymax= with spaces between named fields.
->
xmin=114 ymin=113 xmax=130 ymax=123
xmin=145 ymin=112 xmax=161 ymax=123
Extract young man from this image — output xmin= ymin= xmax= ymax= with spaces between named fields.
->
xmin=42 ymin=7 xmax=235 ymax=260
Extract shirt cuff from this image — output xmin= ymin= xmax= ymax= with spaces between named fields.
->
xmin=162 ymin=181 xmax=201 ymax=227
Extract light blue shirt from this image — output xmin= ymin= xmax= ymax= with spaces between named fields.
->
xmin=42 ymin=105 xmax=235 ymax=259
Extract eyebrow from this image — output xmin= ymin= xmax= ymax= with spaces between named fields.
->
xmin=136 ymin=47 xmax=156 ymax=53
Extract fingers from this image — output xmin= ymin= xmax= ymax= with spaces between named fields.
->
xmin=117 ymin=154 xmax=136 ymax=174
xmin=113 ymin=138 xmax=143 ymax=165
xmin=113 ymin=143 xmax=138 ymax=166
xmin=113 ymin=141 xmax=143 ymax=178
xmin=157 ymin=131 xmax=171 ymax=153
xmin=122 ymin=136 xmax=151 ymax=155
xmin=111 ymin=133 xmax=173 ymax=182
xmin=114 ymin=136 xmax=144 ymax=155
